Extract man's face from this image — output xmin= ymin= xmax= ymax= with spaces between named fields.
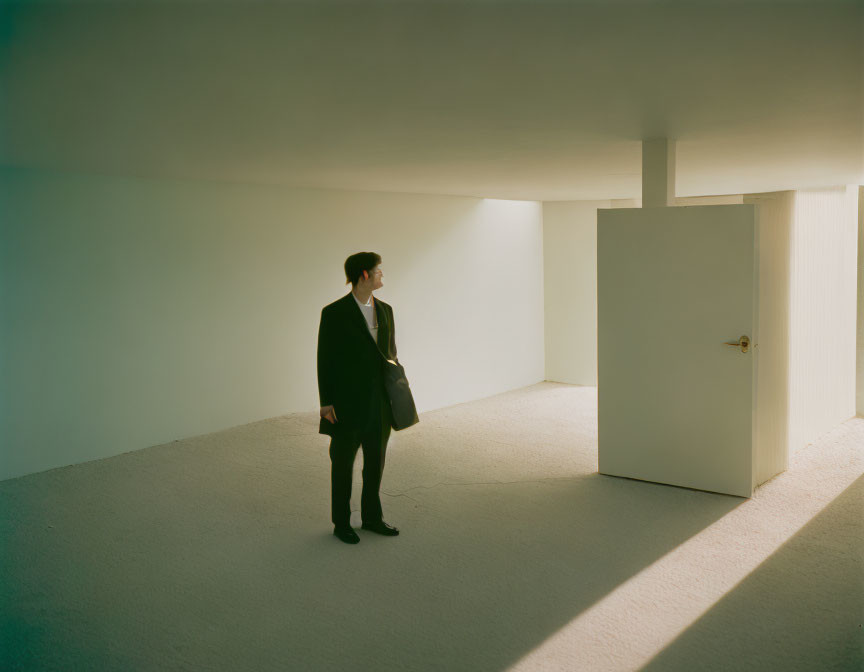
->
xmin=369 ymin=265 xmax=384 ymax=289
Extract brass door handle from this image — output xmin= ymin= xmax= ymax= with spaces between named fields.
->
xmin=723 ymin=335 xmax=750 ymax=353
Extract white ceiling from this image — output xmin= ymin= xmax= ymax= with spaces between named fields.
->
xmin=1 ymin=1 xmax=861 ymax=200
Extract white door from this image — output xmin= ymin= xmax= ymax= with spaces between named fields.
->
xmin=597 ymin=204 xmax=757 ymax=497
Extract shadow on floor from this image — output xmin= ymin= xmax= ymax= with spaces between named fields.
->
xmin=640 ymin=474 xmax=864 ymax=672
xmin=2 ymin=465 xmax=742 ymax=671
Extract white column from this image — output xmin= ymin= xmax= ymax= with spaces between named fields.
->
xmin=642 ymin=138 xmax=676 ymax=208
xmin=787 ymin=186 xmax=859 ymax=450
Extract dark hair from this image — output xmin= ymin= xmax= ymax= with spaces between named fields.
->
xmin=344 ymin=252 xmax=382 ymax=287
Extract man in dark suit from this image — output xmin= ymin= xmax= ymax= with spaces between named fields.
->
xmin=317 ymin=252 xmax=401 ymax=544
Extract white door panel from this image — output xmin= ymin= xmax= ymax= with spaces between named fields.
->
xmin=597 ymin=205 xmax=756 ymax=497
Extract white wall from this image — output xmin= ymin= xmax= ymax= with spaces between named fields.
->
xmin=0 ymin=167 xmax=544 ymax=481
xmin=857 ymin=186 xmax=864 ymax=417
xmin=788 ymin=186 xmax=859 ymax=451
xmin=542 ymin=201 xmax=609 ymax=385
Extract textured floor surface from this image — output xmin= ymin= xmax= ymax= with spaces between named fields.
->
xmin=1 ymin=382 xmax=862 ymax=672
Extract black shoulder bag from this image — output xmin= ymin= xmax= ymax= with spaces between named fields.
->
xmin=381 ymin=357 xmax=419 ymax=430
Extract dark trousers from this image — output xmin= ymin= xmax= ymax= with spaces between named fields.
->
xmin=329 ymin=385 xmax=392 ymax=528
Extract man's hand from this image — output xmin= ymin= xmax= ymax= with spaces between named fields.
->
xmin=320 ymin=405 xmax=338 ymax=424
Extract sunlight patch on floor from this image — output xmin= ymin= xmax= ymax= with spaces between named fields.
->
xmin=506 ymin=419 xmax=863 ymax=671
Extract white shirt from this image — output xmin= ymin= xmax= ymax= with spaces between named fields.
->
xmin=352 ymin=291 xmax=378 ymax=342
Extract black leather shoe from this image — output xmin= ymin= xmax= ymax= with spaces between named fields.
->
xmin=333 ymin=526 xmax=360 ymax=544
xmin=361 ymin=520 xmax=400 ymax=536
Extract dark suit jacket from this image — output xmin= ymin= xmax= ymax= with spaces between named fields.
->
xmin=317 ymin=291 xmax=398 ymax=436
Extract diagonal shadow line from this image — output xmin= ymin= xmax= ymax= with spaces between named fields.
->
xmin=639 ymin=474 xmax=864 ymax=672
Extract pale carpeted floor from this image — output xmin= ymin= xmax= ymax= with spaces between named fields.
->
xmin=1 ymin=382 xmax=862 ymax=672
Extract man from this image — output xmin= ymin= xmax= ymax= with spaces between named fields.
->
xmin=317 ymin=251 xmax=400 ymax=544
